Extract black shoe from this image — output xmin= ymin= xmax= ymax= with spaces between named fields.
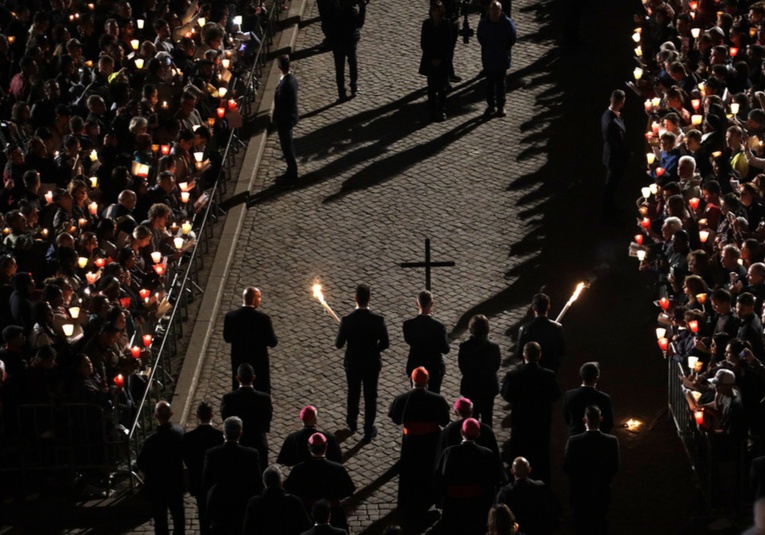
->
xmin=337 ymin=93 xmax=350 ymax=103
xmin=347 ymin=422 xmax=357 ymax=434
xmin=449 ymin=75 xmax=462 ymax=82
xmin=436 ymin=113 xmax=446 ymax=122
xmin=350 ymin=87 xmax=357 ymax=98
xmin=361 ymin=427 xmax=377 ymax=443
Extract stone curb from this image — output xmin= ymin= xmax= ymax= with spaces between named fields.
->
xmin=172 ymin=0 xmax=310 ymax=425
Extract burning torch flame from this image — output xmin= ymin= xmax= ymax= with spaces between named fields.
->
xmin=554 ymin=281 xmax=588 ymax=323
xmin=312 ymin=281 xmax=340 ymax=323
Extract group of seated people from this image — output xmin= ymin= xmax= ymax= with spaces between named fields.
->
xmin=0 ymin=0 xmax=264 ymax=476
xmin=632 ymin=0 xmax=765 ymax=524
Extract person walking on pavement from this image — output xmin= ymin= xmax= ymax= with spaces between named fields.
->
xmin=563 ymin=405 xmax=620 ymax=535
xmin=515 ymin=293 xmax=565 ymax=373
xmin=476 ymin=0 xmax=517 ymax=118
xmin=403 ymin=290 xmax=451 ymax=394
xmin=336 ymin=284 xmax=389 ymax=442
xmin=501 ymin=342 xmax=560 ymax=484
xmin=496 ymin=457 xmax=561 ymax=535
xmin=419 ymin=1 xmax=453 ymax=122
xmin=327 ymin=0 xmax=366 ymax=102
xmin=441 ymin=397 xmax=501 ymax=461
xmin=220 ymin=363 xmax=273 ymax=467
xmin=389 ymin=367 xmax=451 ymax=525
xmin=136 ymin=401 xmax=186 ymax=535
xmin=601 ymin=89 xmax=628 ymax=223
xmin=277 ymin=405 xmax=343 ymax=466
xmin=182 ymin=402 xmax=224 ymax=535
xmin=562 ymin=361 xmax=614 ymax=436
xmin=273 ymin=54 xmax=299 ymax=182
xmin=458 ymin=313 xmax=501 ymax=426
xmin=243 ymin=465 xmax=313 ymax=535
xmin=223 ymin=286 xmax=278 ymax=393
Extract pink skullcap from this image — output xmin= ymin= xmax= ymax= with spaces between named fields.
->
xmin=411 ymin=366 xmax=429 ymax=385
xmin=300 ymin=405 xmax=317 ymax=421
xmin=462 ymin=418 xmax=481 ymax=439
xmin=454 ymin=397 xmax=472 ymax=413
xmin=308 ymin=432 xmax=326 ymax=447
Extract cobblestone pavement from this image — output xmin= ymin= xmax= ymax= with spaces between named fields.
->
xmin=126 ymin=0 xmax=706 ymax=533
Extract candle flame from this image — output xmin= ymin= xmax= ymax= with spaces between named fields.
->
xmin=312 ymin=282 xmax=325 ymax=303
xmin=625 ymin=418 xmax=642 ymax=431
xmin=571 ymin=282 xmax=585 ymax=302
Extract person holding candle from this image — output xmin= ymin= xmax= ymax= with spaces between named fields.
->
xmin=223 ymin=286 xmax=278 ymax=393
xmin=601 ymin=89 xmax=628 ymax=223
xmin=273 ymin=54 xmax=299 ymax=182
xmin=563 ymin=405 xmax=620 ymax=535
xmin=336 ymin=283 xmax=389 ymax=441
xmin=137 ymin=401 xmax=186 ymax=535
xmin=515 ymin=293 xmax=565 ymax=373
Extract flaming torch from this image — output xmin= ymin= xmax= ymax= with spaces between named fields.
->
xmin=312 ymin=280 xmax=341 ymax=323
xmin=554 ymin=282 xmax=588 ymax=323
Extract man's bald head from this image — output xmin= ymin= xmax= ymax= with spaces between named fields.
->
xmin=118 ymin=189 xmax=137 ymax=209
xmin=511 ymin=456 xmax=530 ymax=479
xmin=155 ymin=400 xmax=172 ymax=423
xmin=243 ymin=287 xmax=262 ymax=307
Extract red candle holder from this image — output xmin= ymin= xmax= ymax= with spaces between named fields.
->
xmin=114 ymin=374 xmax=124 ymax=387
xmin=634 ymin=234 xmax=644 ymax=245
xmin=153 ymin=264 xmax=165 ymax=276
xmin=217 ymin=107 xmax=226 ymax=119
xmin=131 ymin=346 xmax=141 ymax=359
xmin=691 ymin=99 xmax=701 ymax=112
xmin=139 ymin=289 xmax=151 ymax=300
xmin=227 ymin=98 xmax=237 ymax=110
xmin=688 ymin=320 xmax=699 ymax=333
xmin=95 ymin=258 xmax=106 ymax=268
xmin=694 ymin=410 xmax=704 ymax=426
xmin=689 ymin=1 xmax=698 ymax=10
xmin=143 ymin=334 xmax=153 ymax=347
xmin=689 ymin=197 xmax=700 ymax=210
xmin=161 ymin=145 xmax=171 ymax=155
xmin=659 ymin=297 xmax=670 ymax=311
xmin=658 ymin=337 xmax=669 ymax=351
xmin=730 ymin=46 xmax=739 ymax=57
xmin=655 ymin=167 xmax=665 ymax=177
xmin=120 ymin=297 xmax=131 ymax=308
xmin=640 ymin=218 xmax=651 ymax=230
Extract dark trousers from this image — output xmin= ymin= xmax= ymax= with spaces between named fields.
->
xmin=472 ymin=394 xmax=495 ymax=428
xmin=195 ymin=495 xmax=210 ymax=535
xmin=150 ymin=492 xmax=185 ymax=535
xmin=603 ymin=165 xmax=624 ymax=217
xmin=426 ymin=73 xmax=448 ymax=116
xmin=333 ymin=44 xmax=358 ymax=97
xmin=277 ymin=122 xmax=297 ymax=177
xmin=485 ymin=68 xmax=507 ymax=108
xmin=573 ymin=498 xmax=609 ymax=535
xmin=346 ymin=367 xmax=379 ymax=433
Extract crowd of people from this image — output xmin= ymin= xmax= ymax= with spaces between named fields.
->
xmin=617 ymin=0 xmax=765 ymax=530
xmin=0 ymin=0 xmax=268 ymax=494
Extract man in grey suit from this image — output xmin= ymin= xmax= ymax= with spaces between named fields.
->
xmin=336 ymin=284 xmax=389 ymax=442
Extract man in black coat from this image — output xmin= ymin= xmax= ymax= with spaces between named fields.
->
xmin=440 ymin=397 xmax=500 ymax=460
xmin=203 ymin=416 xmax=263 ymax=535
xmin=737 ymin=292 xmax=765 ymax=361
xmin=515 ymin=293 xmax=565 ymax=372
xmin=389 ymin=367 xmax=451 ymax=524
xmin=136 ymin=401 xmax=185 ymax=535
xmin=501 ymin=342 xmax=560 ymax=484
xmin=436 ymin=418 xmax=505 ymax=535
xmin=223 ymin=286 xmax=278 ymax=393
xmin=601 ymin=89 xmax=628 ymax=221
xmin=182 ymin=401 xmax=224 ymax=535
xmin=562 ymin=361 xmax=614 ymax=436
xmin=220 ymin=363 xmax=273 ymax=467
xmin=403 ymin=290 xmax=451 ymax=394
xmin=273 ymin=54 xmax=299 ymax=181
xmin=563 ymin=405 xmax=620 ymax=535
xmin=419 ymin=2 xmax=453 ymax=122
xmin=496 ymin=456 xmax=560 ymax=535
xmin=327 ymin=0 xmax=366 ymax=101
xmin=243 ymin=465 xmax=312 ymax=535
xmin=336 ymin=284 xmax=389 ymax=442
xmin=284 ymin=433 xmax=356 ymax=533
xmin=300 ymin=500 xmax=349 ymax=535
xmin=277 ymin=405 xmax=342 ymax=466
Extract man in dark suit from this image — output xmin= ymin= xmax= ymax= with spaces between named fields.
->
xmin=516 ymin=293 xmax=565 ymax=372
xmin=436 ymin=418 xmax=505 ymax=535
xmin=562 ymin=361 xmax=614 ymax=436
xmin=223 ymin=286 xmax=278 ymax=393
xmin=389 ymin=367 xmax=451 ymax=524
xmin=243 ymin=465 xmax=312 ymax=535
xmin=136 ymin=401 xmax=185 ymax=535
xmin=203 ymin=416 xmax=264 ymax=535
xmin=277 ymin=405 xmax=342 ymax=466
xmin=501 ymin=342 xmax=560 ymax=484
xmin=285 ymin=433 xmax=356 ymax=533
xmin=335 ymin=284 xmax=389 ymax=442
xmin=182 ymin=402 xmax=224 ymax=535
xmin=440 ymin=397 xmax=500 ymax=460
xmin=601 ymin=89 xmax=628 ymax=222
xmin=220 ymin=363 xmax=273 ymax=467
xmin=299 ymin=500 xmax=349 ymax=535
xmin=327 ymin=0 xmax=366 ymax=101
xmin=273 ymin=54 xmax=299 ymax=181
xmin=496 ymin=456 xmax=560 ymax=535
xmin=403 ymin=290 xmax=451 ymax=394
xmin=563 ymin=405 xmax=620 ymax=535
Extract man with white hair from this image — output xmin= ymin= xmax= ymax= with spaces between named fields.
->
xmin=677 ymin=155 xmax=701 ymax=201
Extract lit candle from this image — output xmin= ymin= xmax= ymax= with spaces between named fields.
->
xmin=161 ymin=101 xmax=169 ymax=109
xmin=691 ymin=114 xmax=702 ymax=126
xmin=641 ymin=186 xmax=651 ymax=198
xmin=656 ymin=327 xmax=666 ymax=339
xmin=711 ymin=151 xmax=722 ymax=158
xmin=219 ymin=87 xmax=228 ymax=98
xmin=644 ymin=99 xmax=652 ymax=113
xmin=45 ymin=191 xmax=53 ymax=204
xmin=689 ymin=197 xmax=700 ymax=209
xmin=62 ymin=324 xmax=74 ymax=337
xmin=143 ymin=334 xmax=153 ymax=347
xmin=7 ymin=35 xmax=14 ymax=44
xmin=689 ymin=1 xmax=698 ymax=10
xmin=696 ymin=293 xmax=707 ymax=305
xmin=632 ymin=32 xmax=641 ymax=43
xmin=637 ymin=249 xmax=646 ymax=261
xmin=646 ymin=152 xmax=656 ymax=165
xmin=698 ymin=81 xmax=706 ymax=97
xmin=89 ymin=149 xmax=98 ymax=162
xmin=691 ymin=99 xmax=701 ymax=112
xmin=130 ymin=39 xmax=140 ymax=51
xmin=173 ymin=236 xmax=184 ymax=250
xmin=699 ymin=229 xmax=710 ymax=243
xmin=635 ymin=46 xmax=642 ymax=57
xmin=633 ymin=67 xmax=643 ymax=80
xmin=233 ymin=15 xmax=242 ymax=26
xmin=640 ymin=217 xmax=651 ymax=229
xmin=89 ymin=201 xmax=98 ymax=216
xmin=691 ymin=27 xmax=701 ymax=38
xmin=198 ymin=16 xmax=206 ymax=27
xmin=78 ymin=218 xmax=88 ymax=228
xmin=161 ymin=145 xmax=171 ymax=155
xmin=181 ymin=191 xmax=190 ymax=203
xmin=69 ymin=306 xmax=80 ymax=319
xmin=194 ymin=152 xmax=203 ymax=163
xmin=182 ymin=221 xmax=192 ymax=235
xmin=207 ymin=117 xmax=216 ymax=128
xmin=85 ymin=272 xmax=98 ymax=285
xmin=658 ymin=337 xmax=669 ymax=351
xmin=139 ymin=289 xmax=151 ymax=300
xmin=639 ymin=205 xmax=648 ymax=216
xmin=95 ymin=258 xmax=106 ymax=269
xmin=694 ymin=410 xmax=704 ymax=426
xmin=151 ymin=144 xmax=160 ymax=154
xmin=2 ymin=227 xmax=9 ymax=236
xmin=751 ymin=27 xmax=758 ymax=38
xmin=135 ymin=58 xmax=144 ymax=69
xmin=114 ymin=374 xmax=125 ymax=387
xmin=170 ymin=222 xmax=179 ymax=234
xmin=217 ymin=107 xmax=226 ymax=118
xmin=41 ymin=228 xmax=48 ymax=238
xmin=78 ymin=257 xmax=88 ymax=269
xmin=688 ymin=320 xmax=699 ymax=333
xmin=659 ymin=297 xmax=670 ymax=311
xmin=730 ymin=46 xmax=739 ymax=57
xmin=137 ymin=18 xmax=144 ymax=29
xmin=731 ymin=102 xmax=740 ymax=115
xmin=89 ymin=176 xmax=98 ymax=188
xmin=151 ymin=251 xmax=162 ymax=264
xmin=698 ymin=218 xmax=707 ymax=228
xmin=655 ymin=167 xmax=665 ymax=178
xmin=153 ymin=264 xmax=165 ymax=276
xmin=120 ymin=297 xmax=131 ymax=308
xmin=131 ymin=346 xmax=141 ymax=359
xmin=222 ymin=58 xmax=231 ymax=70
xmin=651 ymin=121 xmax=660 ymax=134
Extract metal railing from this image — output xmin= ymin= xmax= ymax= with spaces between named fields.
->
xmin=127 ymin=0 xmax=285 ymax=459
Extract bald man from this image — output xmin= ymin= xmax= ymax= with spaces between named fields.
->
xmin=224 ymin=287 xmax=278 ymax=392
xmin=496 ymin=457 xmax=560 ymax=535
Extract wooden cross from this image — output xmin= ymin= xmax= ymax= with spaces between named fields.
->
xmin=400 ymin=238 xmax=455 ymax=291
